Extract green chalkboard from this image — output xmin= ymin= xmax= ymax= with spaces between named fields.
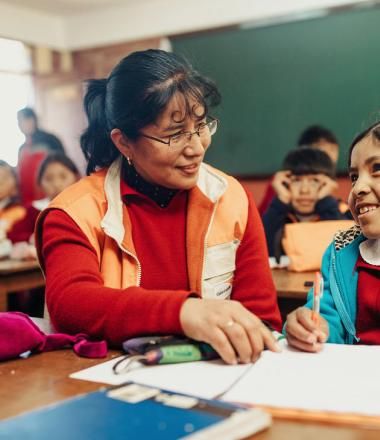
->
xmin=172 ymin=7 xmax=380 ymax=176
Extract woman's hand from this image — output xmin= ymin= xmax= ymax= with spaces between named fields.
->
xmin=272 ymin=170 xmax=292 ymax=204
xmin=286 ymin=307 xmax=329 ymax=352
xmin=180 ymin=298 xmax=281 ymax=365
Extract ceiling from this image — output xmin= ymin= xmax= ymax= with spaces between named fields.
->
xmin=0 ymin=0 xmax=130 ymax=15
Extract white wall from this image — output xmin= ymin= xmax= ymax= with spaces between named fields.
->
xmin=0 ymin=2 xmax=65 ymax=48
xmin=0 ymin=0 xmax=376 ymax=50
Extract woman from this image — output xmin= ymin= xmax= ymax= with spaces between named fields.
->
xmin=36 ymin=49 xmax=281 ymax=364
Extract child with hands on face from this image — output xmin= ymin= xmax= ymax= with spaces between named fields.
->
xmin=263 ymin=148 xmax=345 ymax=260
xmin=286 ymin=121 xmax=380 ymax=351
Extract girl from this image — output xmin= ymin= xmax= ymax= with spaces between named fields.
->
xmin=34 ymin=49 xmax=282 ymax=364
xmin=0 ymin=160 xmax=25 ymax=232
xmin=8 ymin=153 xmax=79 ymax=255
xmin=286 ymin=120 xmax=380 ymax=350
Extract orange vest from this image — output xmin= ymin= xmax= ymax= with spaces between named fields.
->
xmin=36 ymin=158 xmax=249 ymax=299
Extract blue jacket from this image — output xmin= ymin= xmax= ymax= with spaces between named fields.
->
xmin=304 ymin=225 xmax=365 ymax=344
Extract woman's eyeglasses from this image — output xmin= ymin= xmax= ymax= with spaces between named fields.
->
xmin=139 ymin=118 xmax=218 ymax=150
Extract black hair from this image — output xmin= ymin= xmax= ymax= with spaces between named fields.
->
xmin=80 ymin=49 xmax=221 ymax=175
xmin=17 ymin=107 xmax=37 ymax=122
xmin=283 ymin=148 xmax=335 ymax=179
xmin=37 ymin=153 xmax=80 ymax=185
xmin=348 ymin=121 xmax=380 ymax=167
xmin=297 ymin=125 xmax=338 ymax=147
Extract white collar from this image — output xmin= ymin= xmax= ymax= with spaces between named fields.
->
xmin=359 ymin=239 xmax=380 ymax=266
xmin=100 ymin=158 xmax=228 ymax=247
xmin=32 ymin=198 xmax=51 ymax=211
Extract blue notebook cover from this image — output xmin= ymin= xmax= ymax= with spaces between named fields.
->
xmin=0 ymin=382 xmax=271 ymax=439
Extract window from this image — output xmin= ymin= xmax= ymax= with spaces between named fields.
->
xmin=0 ymin=38 xmax=34 ymax=166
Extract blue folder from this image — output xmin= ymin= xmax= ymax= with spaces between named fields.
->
xmin=0 ymin=382 xmax=271 ymax=439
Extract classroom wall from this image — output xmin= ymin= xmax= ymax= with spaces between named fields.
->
xmin=0 ymin=0 xmax=373 ymax=50
xmin=26 ymin=5 xmax=380 ymax=182
xmin=32 ymin=38 xmax=162 ymax=171
xmin=172 ymin=6 xmax=380 ymax=176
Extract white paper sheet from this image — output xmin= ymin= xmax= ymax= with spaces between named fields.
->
xmin=70 ymin=357 xmax=250 ymax=399
xmin=222 ymin=343 xmax=380 ymax=415
xmin=71 ymin=342 xmax=380 ymax=416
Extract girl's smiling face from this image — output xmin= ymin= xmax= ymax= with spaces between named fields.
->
xmin=348 ymin=133 xmax=380 ymax=239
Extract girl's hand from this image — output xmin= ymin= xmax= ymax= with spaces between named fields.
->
xmin=180 ymin=298 xmax=281 ymax=365
xmin=286 ymin=307 xmax=329 ymax=352
xmin=272 ymin=171 xmax=292 ymax=204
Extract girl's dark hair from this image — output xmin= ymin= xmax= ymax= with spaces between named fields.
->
xmin=80 ymin=49 xmax=221 ymax=174
xmin=348 ymin=121 xmax=380 ymax=167
xmin=283 ymin=148 xmax=335 ymax=179
xmin=37 ymin=153 xmax=80 ymax=184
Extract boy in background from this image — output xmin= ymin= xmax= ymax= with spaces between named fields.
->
xmin=297 ymin=125 xmax=339 ymax=165
xmin=262 ymin=148 xmax=346 ymax=260
xmin=259 ymin=125 xmax=339 ymax=215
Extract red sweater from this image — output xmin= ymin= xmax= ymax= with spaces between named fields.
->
xmin=41 ymin=184 xmax=281 ymax=346
xmin=356 ymin=255 xmax=380 ymax=344
xmin=7 ymin=205 xmax=40 ymax=243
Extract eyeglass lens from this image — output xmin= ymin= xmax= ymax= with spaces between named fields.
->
xmin=169 ymin=120 xmax=217 ymax=148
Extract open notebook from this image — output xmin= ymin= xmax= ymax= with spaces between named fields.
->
xmin=0 ymin=382 xmax=271 ymax=440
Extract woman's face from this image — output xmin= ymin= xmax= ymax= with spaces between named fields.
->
xmin=40 ymin=162 xmax=78 ymax=200
xmin=348 ymin=136 xmax=380 ymax=239
xmin=124 ymin=94 xmax=211 ymax=190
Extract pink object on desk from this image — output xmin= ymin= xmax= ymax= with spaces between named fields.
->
xmin=0 ymin=312 xmax=107 ymax=361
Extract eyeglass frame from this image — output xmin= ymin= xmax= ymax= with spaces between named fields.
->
xmin=138 ymin=117 xmax=218 ymax=148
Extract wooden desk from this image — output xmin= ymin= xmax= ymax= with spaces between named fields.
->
xmin=0 ymin=259 xmax=45 ymax=311
xmin=271 ymin=268 xmax=314 ymax=320
xmin=0 ymin=351 xmax=379 ymax=439
xmin=272 ymin=268 xmax=313 ymax=299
